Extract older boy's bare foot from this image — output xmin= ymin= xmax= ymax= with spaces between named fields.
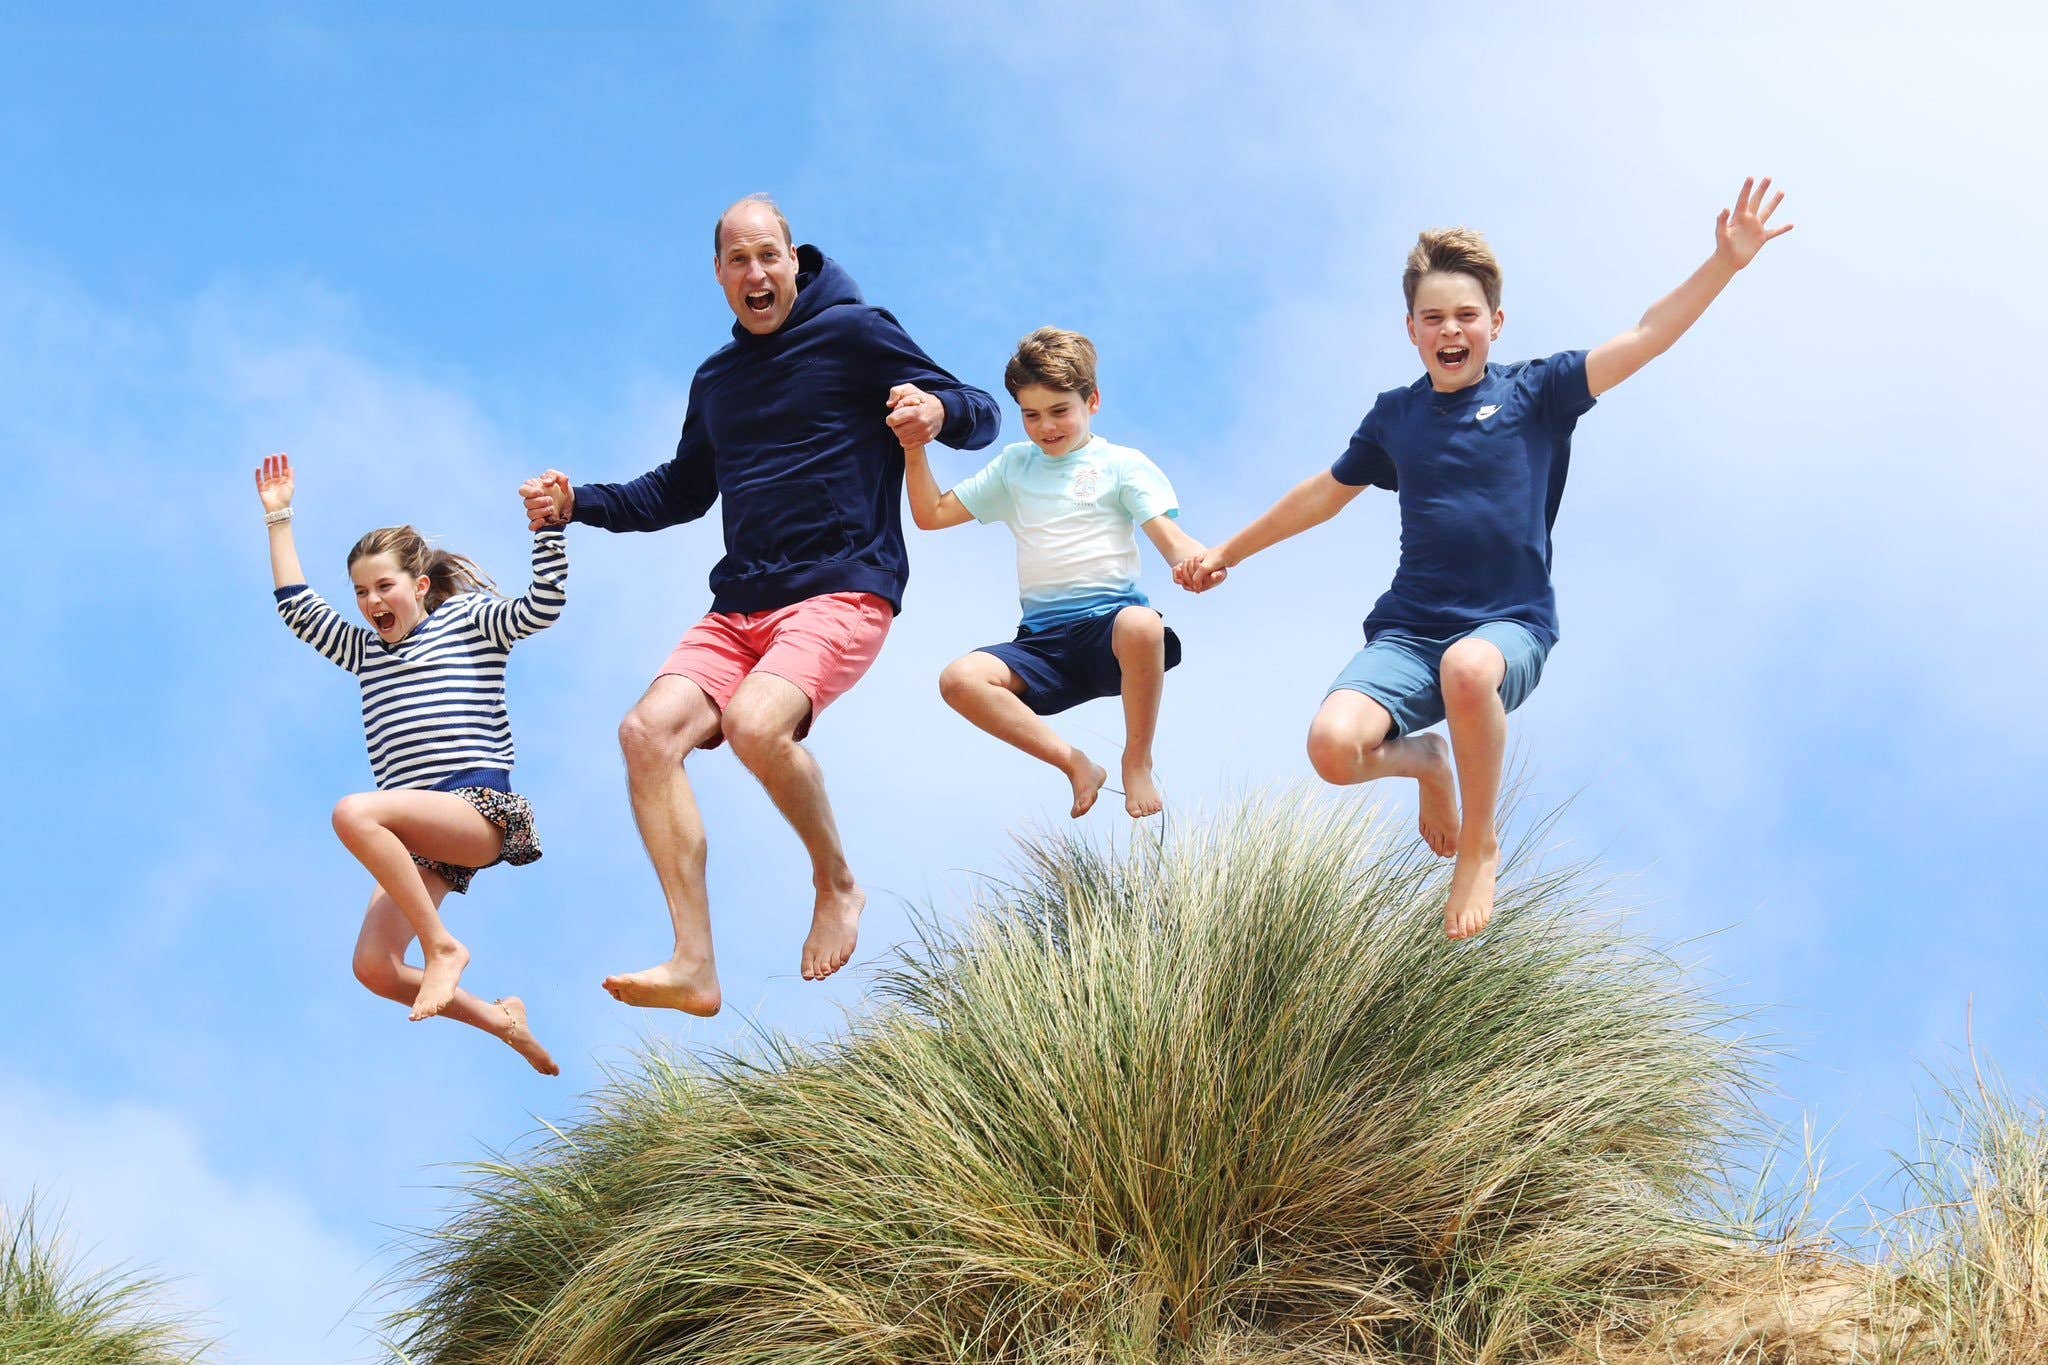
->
xmin=1415 ymin=734 xmax=1460 ymax=858
xmin=493 ymin=997 xmax=560 ymax=1076
xmin=1066 ymin=756 xmax=1109 ymax=818
xmin=601 ymin=958 xmax=722 ymax=1016
xmin=1443 ymin=844 xmax=1501 ymax=941
xmin=410 ymin=940 xmax=470 ymax=1021
xmin=1122 ymin=758 xmax=1163 ymax=819
xmin=801 ymin=882 xmax=865 ymax=981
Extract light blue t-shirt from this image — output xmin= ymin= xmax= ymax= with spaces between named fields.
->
xmin=952 ymin=434 xmax=1180 ymax=631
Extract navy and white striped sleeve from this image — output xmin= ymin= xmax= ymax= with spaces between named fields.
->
xmin=274 ymin=585 xmax=369 ymax=673
xmin=472 ymin=530 xmax=568 ymax=649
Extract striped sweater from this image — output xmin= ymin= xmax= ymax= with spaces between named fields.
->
xmin=274 ymin=530 xmax=568 ymax=791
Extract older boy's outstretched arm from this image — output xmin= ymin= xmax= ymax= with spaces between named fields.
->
xmin=1173 ymin=471 xmax=1362 ymax=592
xmin=1585 ymin=177 xmax=1792 ymax=399
xmin=902 ymin=443 xmax=974 ymax=530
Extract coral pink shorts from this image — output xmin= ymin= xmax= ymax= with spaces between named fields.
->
xmin=659 ymin=591 xmax=893 ymax=742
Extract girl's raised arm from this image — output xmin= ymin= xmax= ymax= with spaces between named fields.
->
xmin=256 ymin=452 xmax=307 ymax=589
xmin=473 ymin=528 xmax=570 ymax=649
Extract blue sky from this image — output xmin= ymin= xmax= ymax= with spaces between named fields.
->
xmin=4 ymin=3 xmax=2044 ymax=1360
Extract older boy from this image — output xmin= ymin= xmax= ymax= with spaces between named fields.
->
xmin=1179 ymin=178 xmax=1792 ymax=939
xmin=903 ymin=327 xmax=1207 ymax=819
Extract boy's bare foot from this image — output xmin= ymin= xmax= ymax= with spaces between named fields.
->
xmin=602 ymin=958 xmax=722 ymax=1016
xmin=1443 ymin=843 xmax=1501 ymax=941
xmin=1415 ymin=734 xmax=1460 ymax=858
xmin=801 ymin=883 xmax=865 ymax=981
xmin=493 ymin=996 xmax=560 ymax=1076
xmin=410 ymin=939 xmax=471 ymax=1021
xmin=1122 ymin=757 xmax=1163 ymax=818
xmin=1066 ymin=756 xmax=1109 ymax=818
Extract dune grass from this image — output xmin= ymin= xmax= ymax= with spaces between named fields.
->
xmin=392 ymin=792 xmax=1760 ymax=1363
xmin=0 ymin=1198 xmax=204 ymax=1365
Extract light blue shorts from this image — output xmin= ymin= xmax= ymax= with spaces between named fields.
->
xmin=1326 ymin=621 xmax=1550 ymax=738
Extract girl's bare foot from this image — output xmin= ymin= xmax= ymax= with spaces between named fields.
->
xmin=1443 ymin=843 xmax=1501 ymax=940
xmin=494 ymin=997 xmax=560 ymax=1076
xmin=801 ymin=883 xmax=865 ymax=981
xmin=1066 ymin=756 xmax=1109 ymax=818
xmin=602 ymin=957 xmax=722 ymax=1016
xmin=1415 ymin=734 xmax=1460 ymax=858
xmin=410 ymin=939 xmax=471 ymax=1020
xmin=1122 ymin=757 xmax=1163 ymax=818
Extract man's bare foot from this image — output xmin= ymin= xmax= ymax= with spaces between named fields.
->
xmin=1443 ymin=844 xmax=1501 ymax=941
xmin=1066 ymin=755 xmax=1109 ymax=818
xmin=801 ymin=883 xmax=865 ymax=981
xmin=493 ymin=997 xmax=561 ymax=1076
xmin=601 ymin=957 xmax=722 ymax=1016
xmin=1122 ymin=757 xmax=1163 ymax=818
xmin=410 ymin=939 xmax=471 ymax=1021
xmin=1415 ymin=733 xmax=1460 ymax=858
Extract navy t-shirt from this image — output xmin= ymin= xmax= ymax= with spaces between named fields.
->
xmin=1330 ymin=350 xmax=1595 ymax=647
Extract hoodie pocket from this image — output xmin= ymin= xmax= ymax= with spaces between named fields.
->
xmin=725 ymin=476 xmax=856 ymax=576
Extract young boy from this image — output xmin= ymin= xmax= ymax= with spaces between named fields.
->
xmin=1178 ymin=178 xmax=1792 ymax=940
xmin=901 ymin=326 xmax=1208 ymax=819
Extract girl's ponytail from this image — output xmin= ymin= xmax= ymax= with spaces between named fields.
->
xmin=347 ymin=526 xmax=497 ymax=610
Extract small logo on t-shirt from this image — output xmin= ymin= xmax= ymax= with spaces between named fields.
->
xmin=1476 ymin=405 xmax=1501 ymax=421
xmin=1069 ymin=468 xmax=1100 ymax=500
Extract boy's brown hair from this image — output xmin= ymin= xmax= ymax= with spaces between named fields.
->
xmin=1402 ymin=228 xmax=1503 ymax=313
xmin=1004 ymin=326 xmax=1099 ymax=400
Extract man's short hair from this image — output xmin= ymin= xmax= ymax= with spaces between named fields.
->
xmin=1004 ymin=326 xmax=1099 ymax=400
xmin=1403 ymin=227 xmax=1503 ymax=313
xmin=714 ymin=193 xmax=793 ymax=256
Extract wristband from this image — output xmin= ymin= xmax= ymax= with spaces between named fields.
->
xmin=264 ymin=506 xmax=294 ymax=526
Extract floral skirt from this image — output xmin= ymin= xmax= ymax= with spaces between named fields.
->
xmin=412 ymin=787 xmax=542 ymax=895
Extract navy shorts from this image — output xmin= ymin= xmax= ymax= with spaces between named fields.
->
xmin=976 ymin=608 xmax=1183 ymax=716
xmin=1326 ymin=621 xmax=1549 ymax=737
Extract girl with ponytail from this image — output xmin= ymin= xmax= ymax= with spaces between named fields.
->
xmin=256 ymin=453 xmax=567 ymax=1074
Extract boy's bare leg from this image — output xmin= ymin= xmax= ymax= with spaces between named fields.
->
xmin=1111 ymin=607 xmax=1168 ymax=818
xmin=939 ymin=652 xmax=1108 ymax=817
xmin=352 ymin=882 xmax=560 ymax=1075
xmin=1438 ymin=638 xmax=1510 ymax=940
xmin=1305 ymin=690 xmax=1460 ymax=857
xmin=605 ymin=675 xmax=727 ymax=1015
xmin=720 ymin=673 xmax=866 ymax=982
xmin=330 ymin=790 xmax=505 ymax=1019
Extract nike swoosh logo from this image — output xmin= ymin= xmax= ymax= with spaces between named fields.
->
xmin=1476 ymin=405 xmax=1500 ymax=421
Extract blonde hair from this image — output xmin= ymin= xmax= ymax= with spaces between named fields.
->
xmin=1004 ymin=326 xmax=1099 ymax=401
xmin=1403 ymin=227 xmax=1503 ymax=313
xmin=346 ymin=526 xmax=495 ymax=611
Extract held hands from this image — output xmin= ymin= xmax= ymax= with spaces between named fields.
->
xmin=520 ymin=470 xmax=573 ymax=530
xmin=255 ymin=452 xmax=296 ymax=513
xmin=1173 ymin=549 xmax=1230 ymax=594
xmin=1715 ymin=176 xmax=1793 ymax=270
xmin=885 ymin=384 xmax=946 ymax=449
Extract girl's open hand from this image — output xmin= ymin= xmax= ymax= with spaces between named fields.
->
xmin=255 ymin=452 xmax=295 ymax=512
xmin=1716 ymin=176 xmax=1793 ymax=270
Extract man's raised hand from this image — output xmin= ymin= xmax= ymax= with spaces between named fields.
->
xmin=1716 ymin=176 xmax=1793 ymax=270
xmin=521 ymin=470 xmax=574 ymax=530
xmin=885 ymin=384 xmax=946 ymax=448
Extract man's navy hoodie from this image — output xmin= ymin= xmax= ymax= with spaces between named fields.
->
xmin=570 ymin=245 xmax=1001 ymax=615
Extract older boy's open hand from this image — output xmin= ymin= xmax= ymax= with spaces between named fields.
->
xmin=520 ymin=470 xmax=573 ymax=530
xmin=1715 ymin=176 xmax=1793 ymax=270
xmin=885 ymin=384 xmax=946 ymax=448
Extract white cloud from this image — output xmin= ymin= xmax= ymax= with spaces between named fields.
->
xmin=0 ymin=1078 xmax=378 ymax=1365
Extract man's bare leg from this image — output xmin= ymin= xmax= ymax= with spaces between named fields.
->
xmin=1438 ymin=639 xmax=1510 ymax=940
xmin=604 ymin=675 xmax=727 ymax=1014
xmin=352 ymin=880 xmax=561 ymax=1075
xmin=1111 ymin=607 xmax=1168 ymax=818
xmin=720 ymin=673 xmax=864 ymax=982
xmin=939 ymin=652 xmax=1107 ymax=817
xmin=330 ymin=790 xmax=505 ymax=1019
xmin=1305 ymin=690 xmax=1460 ymax=857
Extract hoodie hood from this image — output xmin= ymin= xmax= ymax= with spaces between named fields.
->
xmin=731 ymin=243 xmax=863 ymax=344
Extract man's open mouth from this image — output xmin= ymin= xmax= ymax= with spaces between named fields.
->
xmin=745 ymin=291 xmax=774 ymax=312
